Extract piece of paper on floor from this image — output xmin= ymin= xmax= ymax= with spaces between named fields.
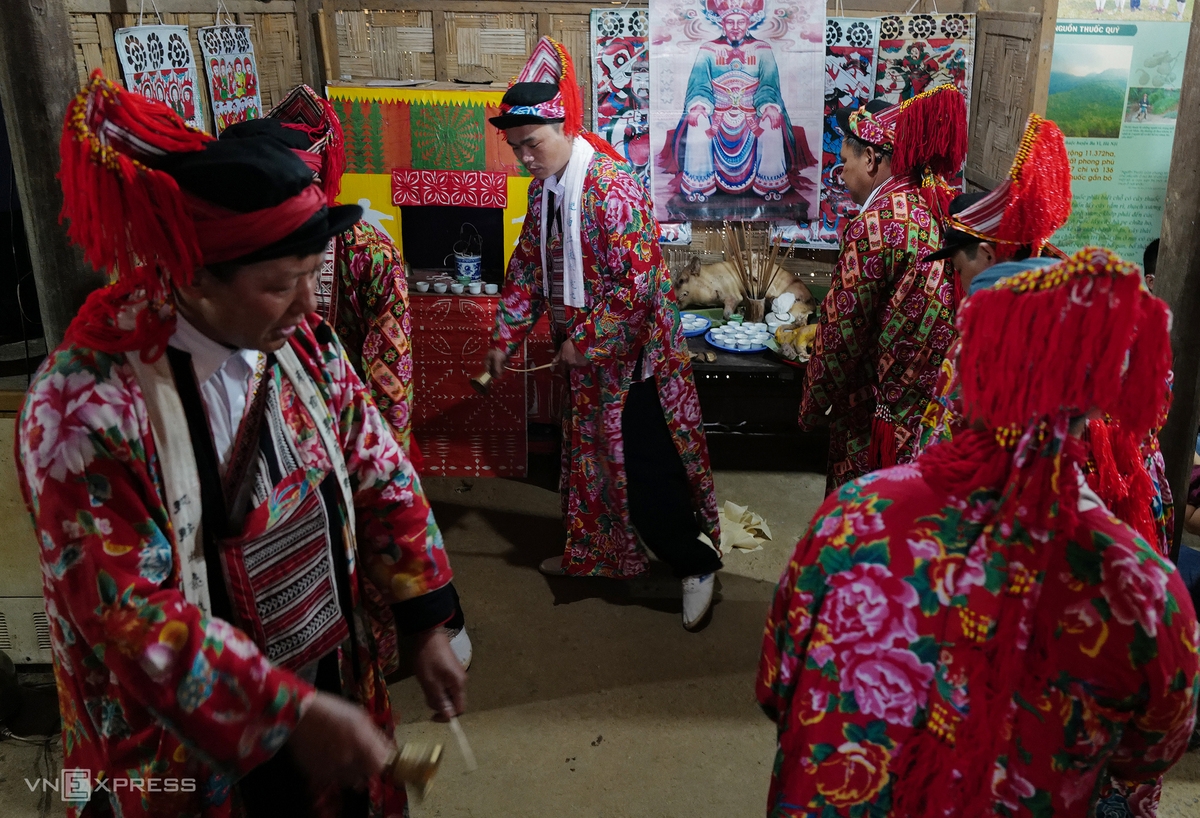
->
xmin=717 ymin=500 xmax=774 ymax=554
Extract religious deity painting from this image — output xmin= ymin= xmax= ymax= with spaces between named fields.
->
xmin=593 ymin=9 xmax=693 ymax=244
xmin=649 ymin=0 xmax=824 ymax=223
xmin=114 ymin=25 xmax=205 ymax=131
xmin=874 ymin=14 xmax=975 ymax=107
xmin=783 ymin=17 xmax=879 ymax=247
xmin=592 ymin=9 xmax=652 ymax=186
xmin=198 ymin=25 xmax=263 ymax=135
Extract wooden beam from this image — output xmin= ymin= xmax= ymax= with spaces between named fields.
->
xmin=431 ymin=9 xmax=449 ymax=83
xmin=296 ymin=0 xmax=322 ymax=90
xmin=1028 ymin=0 xmax=1059 ymax=115
xmin=325 ymin=0 xmax=644 ymax=13
xmin=66 ymin=0 xmax=295 ymax=11
xmin=0 ymin=0 xmax=105 ymax=347
xmin=1152 ymin=8 xmax=1200 ymax=561
xmin=318 ymin=6 xmax=341 ymax=84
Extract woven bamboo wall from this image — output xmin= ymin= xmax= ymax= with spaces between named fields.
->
xmin=336 ymin=10 xmax=436 ymax=80
xmin=68 ymin=10 xmax=303 ymax=115
xmin=328 ymin=6 xmax=602 ymax=130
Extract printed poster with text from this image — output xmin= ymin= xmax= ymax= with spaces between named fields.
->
xmin=1049 ymin=19 xmax=1191 ymax=260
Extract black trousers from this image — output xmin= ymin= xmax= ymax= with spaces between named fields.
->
xmin=622 ymin=377 xmax=723 ymax=579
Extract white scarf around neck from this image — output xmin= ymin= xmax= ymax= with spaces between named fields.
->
xmin=540 ymin=136 xmax=594 ymax=310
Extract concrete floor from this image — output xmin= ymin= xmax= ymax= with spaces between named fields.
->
xmin=2 ymin=463 xmax=1199 ymax=816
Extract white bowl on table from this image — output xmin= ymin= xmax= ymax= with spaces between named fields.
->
xmin=485 ymin=283 xmax=499 ymax=295
xmin=450 ymin=283 xmax=465 ymax=294
xmin=415 ymin=281 xmax=430 ymax=293
xmin=433 ymin=282 xmax=448 ymax=293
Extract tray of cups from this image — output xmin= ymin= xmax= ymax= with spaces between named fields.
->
xmin=681 ymin=312 xmax=712 ymax=337
xmin=705 ymin=322 xmax=772 ymax=353
xmin=412 ymin=280 xmax=500 ymax=296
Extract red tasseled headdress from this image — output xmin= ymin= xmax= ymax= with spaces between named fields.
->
xmin=892 ymin=247 xmax=1173 ymax=818
xmin=947 ymin=114 xmax=1073 ymax=256
xmin=59 ymin=70 xmax=213 ymax=360
xmin=498 ymin=37 xmax=624 ymax=163
xmin=892 ymin=83 xmax=969 ymax=219
xmin=267 ymin=84 xmax=346 ymax=206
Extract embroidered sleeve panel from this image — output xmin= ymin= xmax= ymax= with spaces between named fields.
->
xmin=293 ymin=320 xmax=453 ymax=604
xmin=17 ymin=346 xmax=315 ymax=777
xmin=338 ymin=224 xmax=415 ymax=452
xmin=494 ymin=180 xmax=548 ymax=358
xmin=800 ymin=214 xmax=894 ymax=428
xmin=571 ymin=161 xmax=655 ymax=364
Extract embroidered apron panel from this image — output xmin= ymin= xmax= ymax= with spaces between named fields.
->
xmin=219 ymin=371 xmax=349 ymax=672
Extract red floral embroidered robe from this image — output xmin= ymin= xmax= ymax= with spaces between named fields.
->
xmin=324 ymin=221 xmax=421 ymax=471
xmin=800 ymin=174 xmax=959 ymax=494
xmin=17 ymin=318 xmax=452 ymax=818
xmin=491 ymin=152 xmax=720 ymax=577
xmin=757 ymin=466 xmax=1199 ymax=817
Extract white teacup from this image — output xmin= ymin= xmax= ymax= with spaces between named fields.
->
xmin=415 ymin=281 xmax=430 ymax=293
xmin=485 ymin=283 xmax=499 ymax=295
xmin=737 ymin=339 xmax=753 ymax=350
xmin=450 ymin=283 xmax=465 ymax=294
xmin=468 ymin=282 xmax=483 ymax=294
xmin=433 ymin=282 xmax=448 ymax=293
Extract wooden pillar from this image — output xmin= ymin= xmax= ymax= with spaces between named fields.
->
xmin=0 ymin=1 xmax=103 ymax=348
xmin=298 ymin=0 xmax=324 ymax=90
xmin=1152 ymin=11 xmax=1200 ymax=561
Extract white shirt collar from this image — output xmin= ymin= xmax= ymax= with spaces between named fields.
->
xmin=169 ymin=313 xmax=260 ymax=386
xmin=544 ymin=172 xmax=566 ymax=201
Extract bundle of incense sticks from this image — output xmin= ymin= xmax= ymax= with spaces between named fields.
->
xmin=721 ymin=221 xmax=786 ymax=301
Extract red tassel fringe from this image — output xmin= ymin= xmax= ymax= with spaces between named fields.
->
xmin=58 ymin=71 xmax=210 ymax=289
xmin=1088 ymin=418 xmax=1125 ymax=502
xmin=892 ymin=84 xmax=968 ymax=180
xmin=582 ymin=131 xmax=626 ymax=164
xmin=956 ymin=249 xmax=1171 ymax=442
xmin=320 ymin=98 xmax=346 ymax=206
xmin=868 ymin=416 xmax=899 ymax=470
xmin=57 ymin=71 xmax=212 ymax=358
xmin=895 ymin=430 xmax=1084 ymax=818
xmin=553 ymin=39 xmax=584 ymax=138
xmin=995 ymin=117 xmax=1072 ymax=249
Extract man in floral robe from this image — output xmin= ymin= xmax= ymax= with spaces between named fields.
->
xmin=485 ymin=38 xmax=722 ymax=630
xmin=758 ymin=247 xmax=1198 ymax=818
xmin=800 ymin=88 xmax=967 ymax=494
xmin=222 ymin=102 xmax=472 ymax=668
xmin=18 ymin=74 xmax=466 ymax=818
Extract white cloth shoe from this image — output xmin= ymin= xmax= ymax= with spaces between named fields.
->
xmin=539 ymin=556 xmax=567 ymax=576
xmin=445 ymin=626 xmax=472 ymax=671
xmin=682 ymin=573 xmax=715 ymax=631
